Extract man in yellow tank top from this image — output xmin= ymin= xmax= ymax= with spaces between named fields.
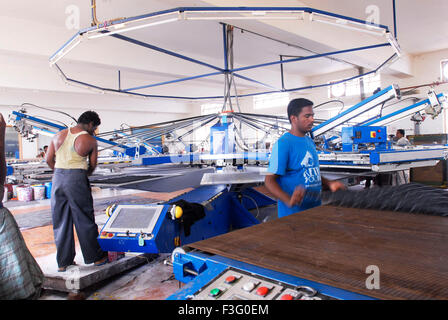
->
xmin=46 ymin=111 xmax=108 ymax=272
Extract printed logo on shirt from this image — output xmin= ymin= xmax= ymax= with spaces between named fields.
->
xmin=304 ymin=167 xmax=321 ymax=184
xmin=300 ymin=151 xmax=314 ymax=168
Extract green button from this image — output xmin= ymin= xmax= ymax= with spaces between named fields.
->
xmin=210 ymin=288 xmax=221 ymax=296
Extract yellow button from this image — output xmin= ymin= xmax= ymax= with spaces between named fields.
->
xmin=175 ymin=206 xmax=183 ymax=219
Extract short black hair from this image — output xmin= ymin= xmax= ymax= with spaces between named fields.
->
xmin=78 ymin=110 xmax=101 ymax=127
xmin=397 ymin=129 xmax=405 ymax=136
xmin=287 ymin=98 xmax=314 ymax=123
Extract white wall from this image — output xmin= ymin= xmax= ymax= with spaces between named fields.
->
xmin=0 ymin=86 xmax=196 ymax=159
xmin=185 ymin=48 xmax=448 ymax=145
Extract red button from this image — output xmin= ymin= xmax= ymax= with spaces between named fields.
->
xmin=101 ymin=232 xmax=107 ymax=236
xmin=280 ymin=294 xmax=294 ymax=300
xmin=256 ymin=286 xmax=269 ymax=296
xmin=225 ymin=276 xmax=236 ymax=284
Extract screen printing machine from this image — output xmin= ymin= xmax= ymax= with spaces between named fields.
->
xmin=97 ymin=86 xmax=448 ymax=300
xmin=6 ymin=84 xmax=448 ymax=299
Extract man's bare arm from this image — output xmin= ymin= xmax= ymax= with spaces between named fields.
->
xmin=264 ymin=174 xmax=305 ymax=207
xmin=321 ymin=176 xmax=346 ymax=192
xmin=45 ymin=139 xmax=56 ymax=170
xmin=87 ymin=138 xmax=98 ymax=176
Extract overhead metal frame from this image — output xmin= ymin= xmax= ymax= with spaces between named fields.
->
xmin=97 ymin=111 xmax=291 ymax=154
xmin=49 ymin=6 xmax=400 ymax=103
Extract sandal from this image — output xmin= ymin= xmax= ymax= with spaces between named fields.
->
xmin=94 ymin=256 xmax=108 ymax=267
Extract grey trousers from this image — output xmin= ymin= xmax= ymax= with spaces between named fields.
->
xmin=51 ymin=168 xmax=106 ymax=268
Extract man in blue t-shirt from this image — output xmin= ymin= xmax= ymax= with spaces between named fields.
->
xmin=264 ymin=98 xmax=346 ymax=218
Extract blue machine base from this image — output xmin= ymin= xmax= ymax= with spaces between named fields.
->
xmin=97 ymin=185 xmax=275 ymax=254
xmin=168 ymin=251 xmax=375 ymax=300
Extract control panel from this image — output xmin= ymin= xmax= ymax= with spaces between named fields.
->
xmin=190 ymin=268 xmax=333 ymax=300
xmin=341 ymin=126 xmax=388 ymax=152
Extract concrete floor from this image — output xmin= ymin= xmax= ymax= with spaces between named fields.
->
xmin=3 ymin=168 xmax=380 ymax=301
xmin=38 ymin=254 xmax=180 ymax=300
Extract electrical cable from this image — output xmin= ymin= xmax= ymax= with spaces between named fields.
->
xmin=20 ymin=102 xmax=77 ymax=123
xmin=22 ymin=113 xmax=70 ymax=128
xmin=314 ymin=99 xmax=345 ymax=110
xmin=235 ymin=193 xmax=260 ymax=219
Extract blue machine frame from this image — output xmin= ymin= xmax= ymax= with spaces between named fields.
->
xmin=10 ymin=110 xmax=127 ymax=153
xmin=167 ymin=250 xmax=375 ymax=300
xmin=341 ymin=126 xmax=388 ymax=152
xmin=97 ymin=184 xmax=275 ymax=254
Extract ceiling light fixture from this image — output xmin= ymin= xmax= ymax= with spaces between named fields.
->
xmin=310 ymin=13 xmax=386 ymax=37
xmin=49 ymin=37 xmax=82 ymax=65
xmin=386 ymin=32 xmax=402 ymax=57
xmin=87 ymin=17 xmax=179 ymax=39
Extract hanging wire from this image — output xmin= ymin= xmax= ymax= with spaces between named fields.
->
xmin=20 ymin=102 xmax=77 ymax=123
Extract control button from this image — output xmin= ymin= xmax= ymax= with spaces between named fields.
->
xmin=175 ymin=206 xmax=183 ymax=219
xmin=101 ymin=232 xmax=107 ymax=236
xmin=280 ymin=294 xmax=294 ymax=300
xmin=242 ymin=282 xmax=255 ymax=292
xmin=256 ymin=286 xmax=269 ymax=296
xmin=225 ymin=276 xmax=237 ymax=284
xmin=209 ymin=288 xmax=221 ymax=297
xmin=297 ymin=285 xmax=317 ymax=297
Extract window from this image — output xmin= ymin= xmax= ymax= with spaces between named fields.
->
xmin=328 ymin=73 xmax=381 ymax=98
xmin=441 ymin=59 xmax=448 ymax=82
xmin=329 ymin=82 xmax=346 ymax=98
xmin=201 ymin=103 xmax=222 ymax=115
xmin=253 ymin=92 xmax=289 ymax=110
xmin=362 ymin=73 xmax=382 ymax=95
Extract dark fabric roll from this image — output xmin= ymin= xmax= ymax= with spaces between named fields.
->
xmin=322 ymin=183 xmax=448 ymax=216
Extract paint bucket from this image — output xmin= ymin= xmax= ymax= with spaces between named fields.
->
xmin=12 ymin=184 xmax=19 ymax=198
xmin=17 ymin=186 xmax=34 ymax=202
xmin=32 ymin=185 xmax=46 ymax=200
xmin=45 ymin=182 xmax=52 ymax=199
xmin=108 ymin=251 xmax=125 ymax=262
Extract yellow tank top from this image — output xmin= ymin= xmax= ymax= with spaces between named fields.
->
xmin=54 ymin=128 xmax=89 ymax=170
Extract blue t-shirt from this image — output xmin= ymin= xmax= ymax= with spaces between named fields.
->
xmin=267 ymin=132 xmax=322 ymax=218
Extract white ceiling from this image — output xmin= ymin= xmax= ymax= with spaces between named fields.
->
xmin=1 ymin=0 xmax=447 ymax=103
